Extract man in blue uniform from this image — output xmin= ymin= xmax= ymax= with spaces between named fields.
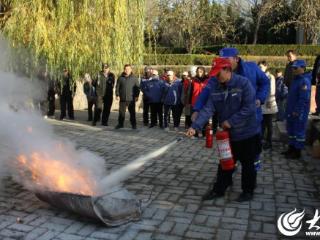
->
xmin=283 ymin=60 xmax=311 ymax=159
xmin=192 ymin=48 xmax=269 ymax=173
xmin=193 ymin=48 xmax=269 ymax=125
xmin=187 ymin=58 xmax=261 ymax=202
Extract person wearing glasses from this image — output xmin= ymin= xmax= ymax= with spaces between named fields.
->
xmin=282 ymin=60 xmax=311 ymax=159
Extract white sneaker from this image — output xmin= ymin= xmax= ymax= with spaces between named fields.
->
xmin=164 ymin=127 xmax=169 ymax=131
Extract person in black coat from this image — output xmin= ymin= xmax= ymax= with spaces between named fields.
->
xmin=312 ymin=55 xmax=320 ymax=116
xmin=97 ymin=63 xmax=115 ymax=126
xmin=58 ymin=69 xmax=76 ymax=120
xmin=115 ymin=64 xmax=140 ymax=129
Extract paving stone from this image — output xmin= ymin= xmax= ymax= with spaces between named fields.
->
xmin=0 ymin=113 xmax=319 ymax=239
xmin=158 ymin=221 xmax=175 ymax=233
xmin=171 ymin=223 xmax=189 ymax=236
xmin=216 ymin=229 xmax=231 ymax=240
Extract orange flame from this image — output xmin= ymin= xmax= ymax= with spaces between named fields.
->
xmin=17 ymin=151 xmax=96 ymax=196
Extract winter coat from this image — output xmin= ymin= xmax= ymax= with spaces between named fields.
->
xmin=97 ymin=71 xmax=115 ymax=99
xmin=181 ymin=78 xmax=193 ymax=115
xmin=275 ymin=76 xmax=288 ymax=101
xmin=140 ymin=76 xmax=165 ymax=103
xmin=284 ymin=61 xmax=294 ymax=88
xmin=193 ymin=58 xmax=270 ymax=125
xmin=312 ymin=55 xmax=320 ymax=85
xmin=83 ymin=82 xmax=98 ymax=101
xmin=286 ymin=72 xmax=311 ymax=121
xmin=163 ymin=79 xmax=183 ymax=106
xmin=57 ymin=75 xmax=76 ymax=96
xmin=191 ymin=76 xmax=209 ymax=107
xmin=192 ymin=73 xmax=259 ymax=141
xmin=115 ymin=73 xmax=140 ymax=102
xmin=262 ymin=71 xmax=278 ymax=115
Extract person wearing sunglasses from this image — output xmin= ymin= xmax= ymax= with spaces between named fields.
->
xmin=282 ymin=59 xmax=311 ymax=159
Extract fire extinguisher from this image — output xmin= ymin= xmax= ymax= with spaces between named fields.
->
xmin=205 ymin=124 xmax=213 ymax=148
xmin=216 ymin=129 xmax=235 ymax=171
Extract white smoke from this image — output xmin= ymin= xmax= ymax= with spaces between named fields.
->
xmin=0 ymin=40 xmax=107 ymax=195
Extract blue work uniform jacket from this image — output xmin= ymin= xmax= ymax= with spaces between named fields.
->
xmin=163 ymin=80 xmax=183 ymax=106
xmin=193 ymin=58 xmax=270 ymax=123
xmin=192 ymin=73 xmax=259 ymax=141
xmin=286 ymin=72 xmax=311 ymax=121
xmin=140 ymin=77 xmax=165 ymax=103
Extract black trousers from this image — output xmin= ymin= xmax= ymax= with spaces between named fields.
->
xmin=87 ymin=98 xmax=101 ymax=123
xmin=143 ymin=99 xmax=150 ymax=125
xmin=87 ymin=99 xmax=95 ymax=121
xmin=262 ymin=114 xmax=274 ymax=144
xmin=150 ymin=102 xmax=163 ymax=127
xmin=47 ymin=93 xmax=55 ymax=116
xmin=60 ymin=92 xmax=74 ymax=119
xmin=212 ymin=114 xmax=219 ymax=133
xmin=164 ymin=105 xmax=182 ymax=128
xmin=118 ymin=101 xmax=136 ymax=127
xmin=212 ymin=134 xmax=261 ymax=194
xmin=185 ymin=115 xmax=192 ymax=128
xmin=101 ymin=97 xmax=113 ymax=125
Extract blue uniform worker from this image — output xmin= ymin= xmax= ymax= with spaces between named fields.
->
xmin=193 ymin=48 xmax=269 ymax=172
xmin=141 ymin=75 xmax=165 ymax=128
xmin=194 ymin=48 xmax=270 ymax=124
xmin=284 ymin=60 xmax=311 ymax=159
xmin=188 ymin=58 xmax=261 ymax=202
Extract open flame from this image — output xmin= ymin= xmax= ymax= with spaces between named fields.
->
xmin=16 ymin=150 xmax=97 ymax=196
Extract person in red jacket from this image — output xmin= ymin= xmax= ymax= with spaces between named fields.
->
xmin=191 ymin=66 xmax=209 ymax=136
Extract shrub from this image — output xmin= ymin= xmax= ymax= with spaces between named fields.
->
xmin=147 ymin=45 xmax=320 ymax=56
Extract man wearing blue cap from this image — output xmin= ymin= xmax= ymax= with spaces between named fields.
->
xmin=282 ymin=59 xmax=311 ymax=159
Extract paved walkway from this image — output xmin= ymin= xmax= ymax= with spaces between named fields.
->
xmin=0 ymin=111 xmax=319 ymax=240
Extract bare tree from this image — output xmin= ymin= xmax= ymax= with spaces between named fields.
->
xmin=292 ymin=0 xmax=320 ymax=44
xmin=231 ymin=0 xmax=282 ymax=44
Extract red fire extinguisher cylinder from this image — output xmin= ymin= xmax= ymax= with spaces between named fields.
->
xmin=205 ymin=124 xmax=213 ymax=148
xmin=216 ymin=130 xmax=235 ymax=171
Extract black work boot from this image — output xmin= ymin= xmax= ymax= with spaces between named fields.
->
xmin=281 ymin=145 xmax=294 ymax=156
xmin=286 ymin=148 xmax=301 ymax=159
xmin=202 ymin=190 xmax=224 ymax=201
xmin=236 ymin=192 xmax=253 ymax=202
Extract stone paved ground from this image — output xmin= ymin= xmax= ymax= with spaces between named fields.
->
xmin=0 ymin=110 xmax=320 ymax=240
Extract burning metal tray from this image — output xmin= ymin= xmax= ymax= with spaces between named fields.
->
xmin=35 ymin=188 xmax=142 ymax=227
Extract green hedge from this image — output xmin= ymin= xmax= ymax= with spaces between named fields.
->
xmin=144 ymin=54 xmax=316 ymax=68
xmin=147 ymin=45 xmax=320 ymax=56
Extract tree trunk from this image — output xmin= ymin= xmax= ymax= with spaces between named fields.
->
xmin=252 ymin=15 xmax=262 ymax=45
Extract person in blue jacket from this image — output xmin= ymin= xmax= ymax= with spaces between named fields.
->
xmin=187 ymin=58 xmax=261 ymax=202
xmin=193 ymin=48 xmax=270 ymax=124
xmin=141 ymin=69 xmax=165 ymax=128
xmin=282 ymin=60 xmax=311 ymax=159
xmin=192 ymin=47 xmax=269 ymax=172
xmin=163 ymin=70 xmax=183 ymax=131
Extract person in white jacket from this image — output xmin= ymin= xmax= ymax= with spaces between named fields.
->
xmin=258 ymin=61 xmax=278 ymax=150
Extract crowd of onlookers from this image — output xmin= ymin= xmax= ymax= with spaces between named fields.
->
xmin=38 ymin=49 xmax=319 ymax=150
xmin=35 ymin=47 xmax=319 ymax=202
